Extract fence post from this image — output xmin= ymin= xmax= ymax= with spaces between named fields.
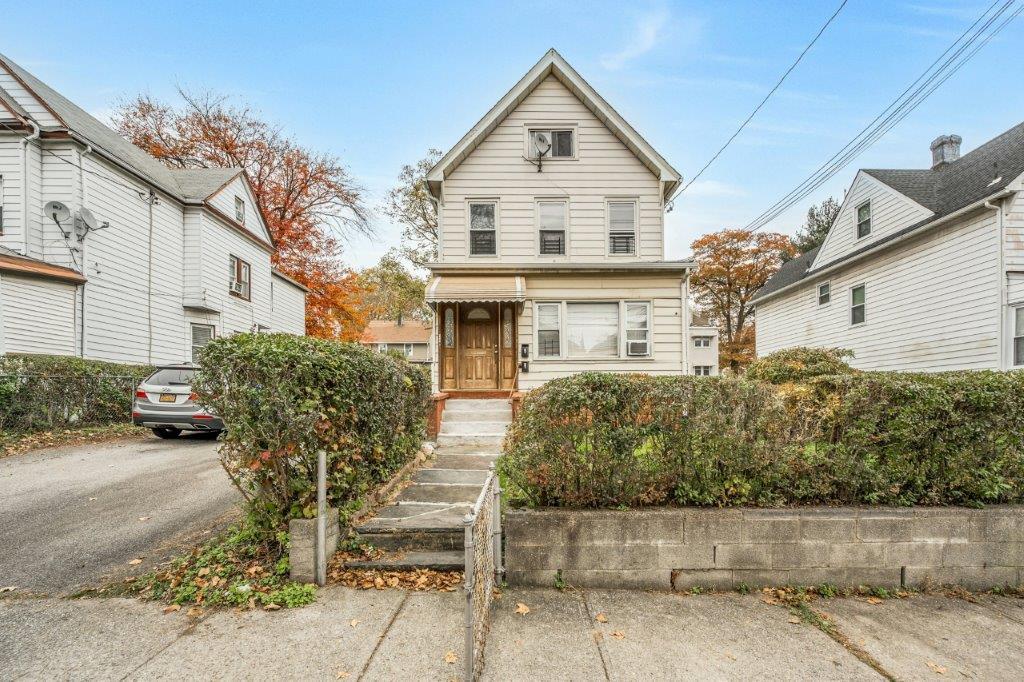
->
xmin=463 ymin=512 xmax=475 ymax=682
xmin=315 ymin=448 xmax=327 ymax=586
xmin=490 ymin=466 xmax=503 ymax=584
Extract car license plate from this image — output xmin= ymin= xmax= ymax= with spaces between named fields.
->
xmin=159 ymin=393 xmax=176 ymax=403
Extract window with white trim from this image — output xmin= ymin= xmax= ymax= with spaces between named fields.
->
xmin=625 ymin=302 xmax=650 ymax=357
xmin=851 ymin=284 xmax=866 ymax=325
xmin=856 ymin=201 xmax=871 ymax=239
xmin=469 ymin=201 xmax=496 ymax=255
xmin=229 ymin=255 xmax=251 ymax=300
xmin=403 ymin=343 xmax=414 ymax=357
xmin=693 ymin=336 xmax=712 ymax=348
xmin=694 ymin=365 xmax=713 ymax=376
xmin=190 ymin=323 xmax=215 ymax=362
xmin=529 ymin=129 xmax=574 ymax=158
xmin=536 ymin=303 xmax=561 ymax=357
xmin=608 ymin=201 xmax=636 ymax=255
xmin=376 ymin=343 xmax=387 ymax=353
xmin=235 ymin=196 xmax=245 ymax=224
xmin=1014 ymin=308 xmax=1024 ymax=366
xmin=567 ymin=302 xmax=619 ymax=358
xmin=537 ymin=200 xmax=566 ymax=255
xmin=817 ymin=282 xmax=831 ymax=306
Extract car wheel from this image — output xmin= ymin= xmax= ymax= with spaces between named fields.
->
xmin=152 ymin=427 xmax=182 ymax=439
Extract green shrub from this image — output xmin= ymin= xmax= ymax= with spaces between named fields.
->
xmin=498 ymin=370 xmax=1024 ymax=508
xmin=746 ymin=347 xmax=855 ymax=384
xmin=0 ymin=354 xmax=153 ymax=433
xmin=193 ymin=333 xmax=429 ymax=527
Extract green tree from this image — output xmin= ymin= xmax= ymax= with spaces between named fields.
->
xmin=381 ymin=149 xmax=442 ymax=266
xmin=356 ymin=250 xmax=429 ymax=322
xmin=789 ymin=196 xmax=841 ymax=257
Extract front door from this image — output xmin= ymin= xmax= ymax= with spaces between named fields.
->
xmin=459 ymin=303 xmax=498 ymax=389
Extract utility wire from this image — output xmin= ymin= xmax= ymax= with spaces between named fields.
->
xmin=743 ymin=0 xmax=1021 ymax=232
xmin=669 ymin=0 xmax=849 ymax=205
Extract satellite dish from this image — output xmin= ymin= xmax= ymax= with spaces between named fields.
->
xmin=533 ymin=132 xmax=552 ymax=157
xmin=78 ymin=208 xmax=99 ymax=231
xmin=44 ymin=201 xmax=71 ymax=224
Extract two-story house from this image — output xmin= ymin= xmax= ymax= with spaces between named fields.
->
xmin=423 ymin=49 xmax=716 ymax=393
xmin=0 ymin=53 xmax=306 ymax=364
xmin=753 ymin=122 xmax=1024 ymax=371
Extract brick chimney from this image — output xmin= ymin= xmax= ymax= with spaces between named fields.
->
xmin=930 ymin=134 xmax=961 ymax=168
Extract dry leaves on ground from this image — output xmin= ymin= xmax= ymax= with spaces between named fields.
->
xmin=162 ymin=604 xmax=181 ymax=614
xmin=1 ymin=424 xmax=146 ymax=458
xmin=444 ymin=651 xmax=458 ymax=665
xmin=327 ymin=550 xmax=462 ymax=592
xmin=336 ymin=671 xmax=351 ymax=679
xmin=926 ymin=661 xmax=948 ymax=675
xmin=128 ymin=558 xmax=143 ymax=566
xmin=349 ymin=619 xmax=360 ymax=627
xmin=610 ymin=631 xmax=625 ymax=640
xmin=865 ymin=596 xmax=884 ymax=605
xmin=514 ymin=602 xmax=530 ymax=615
xmin=595 ymin=612 xmax=608 ymax=623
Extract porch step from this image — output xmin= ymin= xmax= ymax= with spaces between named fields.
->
xmin=445 ymin=398 xmax=510 ymax=412
xmin=398 ymin=483 xmax=482 ymax=504
xmin=413 ymin=468 xmax=490 ymax=484
xmin=436 ymin=435 xmax=506 ymax=447
xmin=357 ymin=529 xmax=464 ymax=552
xmin=434 ymin=453 xmax=499 ymax=470
xmin=345 ymin=550 xmax=463 ymax=572
xmin=439 ymin=420 xmax=510 ymax=436
xmin=356 ymin=502 xmax=472 ymax=532
xmin=443 ymin=408 xmax=512 ymax=423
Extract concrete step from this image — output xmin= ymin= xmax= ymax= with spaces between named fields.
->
xmin=356 ymin=529 xmax=464 ymax=552
xmin=434 ymin=454 xmax=499 ymax=470
xmin=443 ymin=408 xmax=512 ymax=423
xmin=356 ymin=502 xmax=472 ymax=532
xmin=439 ymin=421 xmax=509 ymax=435
xmin=413 ymin=468 xmax=490 ymax=484
xmin=345 ymin=550 xmax=463 ymax=572
xmin=445 ymin=398 xmax=510 ymax=412
xmin=436 ymin=435 xmax=506 ymax=447
xmin=396 ymin=483 xmax=483 ymax=505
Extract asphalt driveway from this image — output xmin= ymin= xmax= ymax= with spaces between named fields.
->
xmin=0 ymin=433 xmax=239 ymax=595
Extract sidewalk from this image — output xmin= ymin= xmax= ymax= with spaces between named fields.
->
xmin=3 ymin=586 xmax=1024 ymax=680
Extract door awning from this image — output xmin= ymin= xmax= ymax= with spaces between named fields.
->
xmin=426 ymin=275 xmax=525 ymax=303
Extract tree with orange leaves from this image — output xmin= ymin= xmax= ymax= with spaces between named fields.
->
xmin=113 ymin=90 xmax=370 ymax=339
xmin=689 ymin=229 xmax=796 ymax=371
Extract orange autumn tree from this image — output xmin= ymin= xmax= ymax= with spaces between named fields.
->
xmin=113 ymin=90 xmax=370 ymax=339
xmin=689 ymin=228 xmax=796 ymax=371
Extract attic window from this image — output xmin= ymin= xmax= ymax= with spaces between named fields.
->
xmin=529 ymin=129 xmax=574 ymax=158
xmin=856 ymin=201 xmax=871 ymax=239
xmin=235 ymin=196 xmax=245 ymax=224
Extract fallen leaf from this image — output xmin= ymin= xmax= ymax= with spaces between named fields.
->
xmin=264 ymin=603 xmax=281 ymax=611
xmin=926 ymin=661 xmax=947 ymax=675
xmin=128 ymin=558 xmax=143 ymax=566
xmin=88 ymin=497 xmax=97 ymax=501
xmin=595 ymin=612 xmax=608 ymax=623
xmin=610 ymin=631 xmax=625 ymax=640
xmin=788 ymin=616 xmax=802 ymax=624
xmin=186 ymin=607 xmax=203 ymax=617
xmin=724 ymin=651 xmax=737 ymax=661
xmin=349 ymin=619 xmax=360 ymax=628
xmin=591 ymin=630 xmax=604 ymax=642
xmin=866 ymin=597 xmax=883 ymax=605
xmin=138 ymin=516 xmax=151 ymax=521
xmin=444 ymin=651 xmax=458 ymax=665
xmin=162 ymin=604 xmax=181 ymax=614
xmin=197 ymin=567 xmax=211 ymax=577
xmin=514 ymin=602 xmax=530 ymax=615
xmin=336 ymin=672 xmax=351 ymax=679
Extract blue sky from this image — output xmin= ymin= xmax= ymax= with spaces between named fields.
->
xmin=2 ymin=1 xmax=1022 ymax=268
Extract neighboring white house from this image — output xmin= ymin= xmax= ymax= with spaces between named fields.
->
xmin=359 ymin=319 xmax=432 ymax=364
xmin=422 ymin=49 xmax=716 ymax=393
xmin=753 ymin=123 xmax=1024 ymax=372
xmin=0 ymin=53 xmax=306 ymax=364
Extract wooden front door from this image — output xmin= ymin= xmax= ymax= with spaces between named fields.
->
xmin=459 ymin=303 xmax=498 ymax=389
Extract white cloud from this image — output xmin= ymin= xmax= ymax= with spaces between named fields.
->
xmin=600 ymin=7 xmax=672 ymax=71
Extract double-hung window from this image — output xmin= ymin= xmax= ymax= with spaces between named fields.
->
xmin=403 ymin=343 xmax=414 ymax=357
xmin=190 ymin=324 xmax=215 ymax=362
xmin=608 ymin=201 xmax=636 ymax=255
xmin=538 ymin=200 xmax=567 ymax=255
xmin=469 ymin=201 xmax=497 ymax=255
xmin=1014 ymin=308 xmax=1024 ymax=366
xmin=850 ymin=284 xmax=866 ymax=325
xmin=529 ymin=129 xmax=574 ymax=158
xmin=229 ymin=255 xmax=251 ymax=300
xmin=818 ymin=282 xmax=831 ymax=306
xmin=235 ymin=196 xmax=246 ymax=224
xmin=567 ymin=302 xmax=619 ymax=358
xmin=694 ymin=365 xmax=713 ymax=376
xmin=625 ymin=302 xmax=650 ymax=356
xmin=536 ymin=303 xmax=561 ymax=357
xmin=693 ymin=336 xmax=712 ymax=348
xmin=856 ymin=201 xmax=872 ymax=239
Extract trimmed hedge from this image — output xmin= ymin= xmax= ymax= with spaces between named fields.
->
xmin=193 ymin=333 xmax=429 ymax=526
xmin=0 ymin=354 xmax=153 ymax=433
xmin=499 ymin=367 xmax=1024 ymax=508
xmin=745 ymin=346 xmax=856 ymax=384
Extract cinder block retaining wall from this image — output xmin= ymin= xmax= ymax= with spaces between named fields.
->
xmin=504 ymin=507 xmax=1024 ymax=591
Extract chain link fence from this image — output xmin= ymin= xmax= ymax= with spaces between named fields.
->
xmin=462 ymin=466 xmax=503 ymax=681
xmin=0 ymin=373 xmax=141 ymax=433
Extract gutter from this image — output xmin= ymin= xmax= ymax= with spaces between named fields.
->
xmin=427 ymin=261 xmax=695 ymax=275
xmin=986 ymin=196 xmax=1007 ymax=369
xmin=753 ymin=188 xmax=1017 ymax=307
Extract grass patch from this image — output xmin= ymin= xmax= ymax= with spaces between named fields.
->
xmin=1 ymin=423 xmax=146 ymax=458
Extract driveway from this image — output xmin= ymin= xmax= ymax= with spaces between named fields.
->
xmin=0 ymin=433 xmax=239 ymax=595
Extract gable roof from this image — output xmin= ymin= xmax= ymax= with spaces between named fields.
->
xmin=360 ymin=320 xmax=432 ymax=345
xmin=426 ymin=48 xmax=681 ymax=200
xmin=0 ymin=53 xmax=248 ymax=207
xmin=753 ymin=121 xmax=1024 ymax=305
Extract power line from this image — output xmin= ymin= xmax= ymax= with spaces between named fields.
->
xmin=669 ymin=0 xmax=849 ymax=205
xmin=743 ymin=0 xmax=1021 ymax=233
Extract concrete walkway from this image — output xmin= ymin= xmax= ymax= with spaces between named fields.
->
xmin=3 ymin=587 xmax=1023 ymax=680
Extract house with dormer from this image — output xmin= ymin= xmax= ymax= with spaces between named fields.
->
xmin=423 ymin=49 xmax=717 ymax=393
xmin=753 ymin=123 xmax=1024 ymax=371
xmin=0 ymin=54 xmax=306 ymax=364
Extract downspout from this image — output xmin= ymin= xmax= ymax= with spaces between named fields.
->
xmin=21 ymin=120 xmax=39 ymax=256
xmin=147 ymin=189 xmax=155 ymax=364
xmin=78 ymin=143 xmax=92 ymax=357
xmin=986 ymin=198 xmax=1006 ymax=369
xmin=681 ymin=271 xmax=690 ymax=374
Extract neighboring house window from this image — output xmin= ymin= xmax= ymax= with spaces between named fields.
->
xmin=404 ymin=343 xmax=413 ymax=357
xmin=851 ymin=284 xmax=866 ymax=325
xmin=818 ymin=282 xmax=831 ymax=306
xmin=235 ymin=196 xmax=246 ymax=224
xmin=377 ymin=343 xmax=387 ymax=353
xmin=536 ymin=303 xmax=561 ymax=357
xmin=694 ymin=365 xmax=713 ymax=376
xmin=693 ymin=336 xmax=712 ymax=348
xmin=229 ymin=255 xmax=251 ymax=300
xmin=608 ymin=201 xmax=636 ymax=255
xmin=856 ymin=201 xmax=871 ymax=239
xmin=191 ymin=324 xmax=215 ymax=362
xmin=530 ymin=129 xmax=574 ymax=158
xmin=469 ymin=201 xmax=496 ymax=255
xmin=625 ymin=302 xmax=650 ymax=357
xmin=567 ymin=302 xmax=619 ymax=358
xmin=1015 ymin=308 xmax=1024 ymax=366
xmin=538 ymin=200 xmax=567 ymax=255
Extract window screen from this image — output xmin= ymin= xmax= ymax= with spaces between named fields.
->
xmin=536 ymin=303 xmax=561 ymax=357
xmin=608 ymin=202 xmax=636 ymax=255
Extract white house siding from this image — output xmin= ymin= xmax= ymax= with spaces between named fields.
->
xmin=516 ymin=273 xmax=684 ymax=390
xmin=207 ymin=176 xmax=273 ymax=243
xmin=182 ymin=207 xmax=203 ymax=304
xmin=688 ymin=327 xmax=719 ymax=375
xmin=39 ymin=141 xmax=79 ymax=268
xmin=270 ymin=273 xmax=306 ymax=334
xmin=0 ymin=137 xmax=24 ymax=252
xmin=0 ymin=65 xmax=61 ymax=127
xmin=813 ymin=172 xmax=933 ymax=270
xmin=0 ymin=273 xmax=76 ymax=355
xmin=756 ymin=209 xmax=1001 ymax=372
xmin=199 ymin=212 xmax=272 ymax=335
xmin=439 ymin=75 xmax=664 ymax=264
